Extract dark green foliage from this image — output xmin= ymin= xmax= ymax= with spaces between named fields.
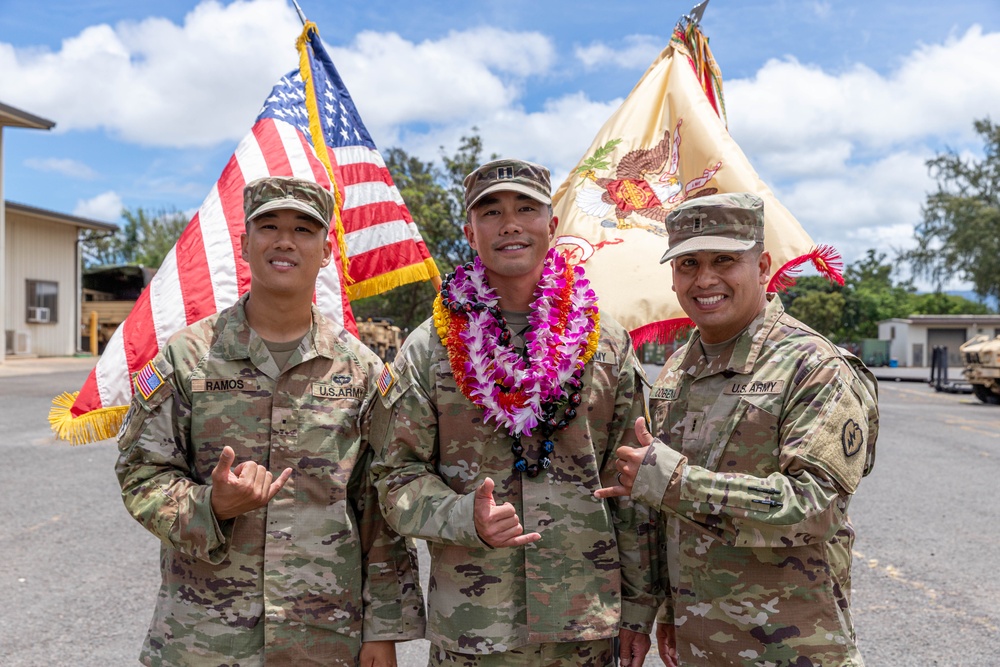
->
xmin=81 ymin=207 xmax=188 ymax=269
xmin=906 ymin=118 xmax=1000 ymax=304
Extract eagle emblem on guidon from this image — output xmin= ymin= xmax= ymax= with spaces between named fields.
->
xmin=566 ymin=118 xmax=723 ymax=246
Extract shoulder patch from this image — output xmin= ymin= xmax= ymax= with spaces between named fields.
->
xmin=377 ymin=364 xmax=396 ymax=396
xmin=116 ymin=404 xmax=137 ymax=442
xmin=842 ymin=419 xmax=864 ymax=457
xmin=133 ymin=361 xmax=165 ymax=400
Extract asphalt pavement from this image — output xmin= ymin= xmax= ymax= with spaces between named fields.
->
xmin=1 ymin=358 xmax=998 ymax=665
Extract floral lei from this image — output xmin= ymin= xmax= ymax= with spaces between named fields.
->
xmin=433 ymin=248 xmax=600 ymax=477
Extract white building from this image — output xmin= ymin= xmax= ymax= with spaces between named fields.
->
xmin=1 ymin=101 xmax=116 ymax=362
xmin=878 ymin=315 xmax=1000 ymax=367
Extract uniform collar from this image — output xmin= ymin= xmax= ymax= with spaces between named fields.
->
xmin=670 ymin=293 xmax=784 ymax=378
xmin=215 ymin=293 xmax=341 ymax=376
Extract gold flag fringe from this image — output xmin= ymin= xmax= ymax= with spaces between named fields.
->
xmin=296 ymin=22 xmax=353 ymax=285
xmin=49 ymin=392 xmax=128 ymax=445
xmin=346 ymin=257 xmax=441 ymax=301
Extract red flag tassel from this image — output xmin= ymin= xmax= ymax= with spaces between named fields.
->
xmin=768 ymin=245 xmax=845 ymax=293
xmin=630 ymin=317 xmax=695 ymax=348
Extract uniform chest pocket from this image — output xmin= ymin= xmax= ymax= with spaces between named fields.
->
xmin=296 ymin=396 xmax=363 ymax=455
xmin=292 ymin=397 xmax=364 ymax=506
xmin=189 ymin=386 xmax=273 ymax=477
xmin=714 ymin=394 xmax=781 ymax=476
xmin=582 ymin=346 xmax=619 ymax=428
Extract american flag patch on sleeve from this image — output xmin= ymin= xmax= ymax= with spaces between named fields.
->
xmin=376 ymin=364 xmax=396 ymax=396
xmin=134 ymin=361 xmax=165 ymax=400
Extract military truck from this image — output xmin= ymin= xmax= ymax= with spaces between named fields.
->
xmin=81 ymin=265 xmax=155 ymax=353
xmin=357 ymin=317 xmax=403 ymax=363
xmin=959 ymin=334 xmax=1000 ymax=404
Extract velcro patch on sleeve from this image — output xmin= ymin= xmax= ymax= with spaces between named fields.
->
xmin=651 ymin=386 xmax=678 ymax=400
xmin=798 ymin=378 xmax=869 ymax=494
xmin=133 ymin=361 xmax=165 ymax=401
xmin=312 ymin=382 xmax=365 ymax=400
xmin=722 ymin=379 xmax=785 ymax=395
xmin=377 ymin=364 xmax=396 ymax=396
xmin=191 ymin=378 xmax=259 ymax=392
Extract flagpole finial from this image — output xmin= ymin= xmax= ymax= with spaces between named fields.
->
xmin=678 ymin=0 xmax=710 ymax=30
xmin=290 ymin=0 xmax=307 ymax=25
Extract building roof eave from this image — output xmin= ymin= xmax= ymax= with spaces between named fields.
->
xmin=5 ymin=200 xmax=117 ymax=232
xmin=0 ymin=101 xmax=56 ymax=130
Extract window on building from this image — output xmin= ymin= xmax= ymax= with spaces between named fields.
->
xmin=26 ymin=280 xmax=58 ymax=324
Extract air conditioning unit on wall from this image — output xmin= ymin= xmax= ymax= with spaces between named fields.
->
xmin=15 ymin=331 xmax=31 ymax=355
xmin=27 ymin=306 xmax=51 ymax=323
xmin=5 ymin=330 xmax=31 ymax=355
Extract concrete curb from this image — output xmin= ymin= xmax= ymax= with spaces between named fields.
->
xmin=0 ymin=355 xmax=98 ymax=377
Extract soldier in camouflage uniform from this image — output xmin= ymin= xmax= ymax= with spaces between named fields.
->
xmin=369 ymin=159 xmax=660 ymax=666
xmin=597 ymin=193 xmax=879 ymax=667
xmin=116 ymin=176 xmax=425 ymax=666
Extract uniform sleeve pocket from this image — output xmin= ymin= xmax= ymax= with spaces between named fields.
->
xmin=366 ymin=562 xmax=403 ymax=622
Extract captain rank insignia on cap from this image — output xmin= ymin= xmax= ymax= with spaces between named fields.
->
xmin=133 ymin=361 xmax=164 ymax=400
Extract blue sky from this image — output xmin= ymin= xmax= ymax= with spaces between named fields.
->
xmin=1 ymin=0 xmax=999 ymax=284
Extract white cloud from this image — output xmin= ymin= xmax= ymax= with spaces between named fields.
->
xmin=400 ymin=92 xmax=622 ymax=184
xmin=24 ymin=157 xmax=98 ymax=179
xmin=574 ymin=35 xmax=663 ymax=70
xmin=0 ymin=0 xmax=301 ymax=147
xmin=758 ymin=149 xmax=934 ymax=266
xmin=331 ymin=28 xmax=554 ymax=134
xmin=2 ymin=0 xmax=997 ymax=287
xmin=0 ymin=1 xmax=555 ymax=151
xmin=811 ymin=2 xmax=833 ymax=20
xmin=725 ymin=26 xmax=1000 ymax=180
xmin=74 ymin=191 xmax=123 ymax=222
xmin=715 ymin=24 xmax=1000 ymax=270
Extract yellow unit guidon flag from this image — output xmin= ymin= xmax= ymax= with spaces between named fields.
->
xmin=551 ymin=21 xmax=842 ymax=345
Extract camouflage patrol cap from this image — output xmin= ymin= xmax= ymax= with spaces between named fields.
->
xmin=243 ymin=176 xmax=335 ymax=230
xmin=464 ymin=158 xmax=552 ymax=211
xmin=660 ymin=192 xmax=765 ymax=263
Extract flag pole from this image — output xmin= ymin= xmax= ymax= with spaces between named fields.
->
xmin=290 ymin=0 xmax=307 ymax=25
xmin=289 ymin=0 xmax=443 ymax=293
xmin=677 ymin=0 xmax=710 ymax=30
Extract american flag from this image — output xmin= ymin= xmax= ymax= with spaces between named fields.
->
xmin=132 ymin=361 xmax=163 ymax=401
xmin=51 ymin=23 xmax=438 ymax=444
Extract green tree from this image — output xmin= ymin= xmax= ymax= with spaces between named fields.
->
xmin=80 ymin=207 xmax=188 ymax=269
xmin=779 ymin=275 xmax=847 ymax=339
xmin=779 ymin=249 xmax=993 ymax=342
xmin=906 ymin=118 xmax=1000 ymax=303
xmin=351 ymin=133 xmax=493 ymax=330
xmin=840 ymin=250 xmax=916 ymax=340
xmin=909 ymin=291 xmax=991 ymax=315
xmin=787 ymin=290 xmax=845 ymax=339
xmin=79 ymin=228 xmax=122 ymax=267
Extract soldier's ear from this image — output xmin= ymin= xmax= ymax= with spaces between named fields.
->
xmin=463 ymin=223 xmax=477 ymax=251
xmin=758 ymin=250 xmax=771 ymax=284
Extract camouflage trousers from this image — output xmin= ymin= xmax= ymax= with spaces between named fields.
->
xmin=428 ymin=640 xmax=615 ymax=667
